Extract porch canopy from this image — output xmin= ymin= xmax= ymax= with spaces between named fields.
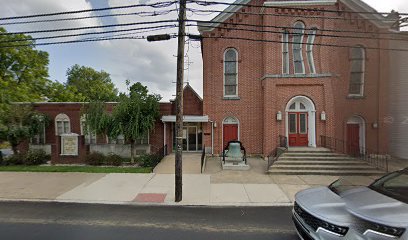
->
xmin=161 ymin=115 xmax=209 ymax=123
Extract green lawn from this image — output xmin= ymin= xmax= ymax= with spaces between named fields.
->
xmin=0 ymin=165 xmax=153 ymax=173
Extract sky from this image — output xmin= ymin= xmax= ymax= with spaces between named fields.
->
xmin=1 ymin=0 xmax=407 ymax=102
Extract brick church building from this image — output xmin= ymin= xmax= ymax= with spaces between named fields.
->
xmin=198 ymin=0 xmax=401 ymax=157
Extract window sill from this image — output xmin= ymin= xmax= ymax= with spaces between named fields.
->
xmin=347 ymin=95 xmax=365 ymax=99
xmin=223 ymin=96 xmax=240 ymax=100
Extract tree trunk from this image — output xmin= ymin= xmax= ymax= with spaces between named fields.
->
xmin=130 ymin=140 xmax=135 ymax=164
xmin=11 ymin=144 xmax=18 ymax=155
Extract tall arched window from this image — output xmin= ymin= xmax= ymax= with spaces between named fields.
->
xmin=224 ymin=48 xmax=238 ymax=97
xmin=282 ymin=30 xmax=290 ymax=74
xmin=55 ymin=113 xmax=70 ymax=135
xmin=306 ymin=28 xmax=317 ymax=74
xmin=293 ymin=21 xmax=305 ymax=74
xmin=349 ymin=46 xmax=365 ymax=96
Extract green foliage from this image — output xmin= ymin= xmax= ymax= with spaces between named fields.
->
xmin=3 ymin=154 xmax=25 ymax=166
xmin=0 ymin=105 xmax=50 ymax=154
xmin=45 ymin=81 xmax=86 ymax=102
xmin=66 ymin=64 xmax=119 ymax=102
xmin=24 ymin=149 xmax=50 ymax=165
xmin=0 ymin=27 xmax=50 ymax=115
xmin=106 ymin=153 xmax=123 ymax=166
xmin=138 ymin=154 xmax=162 ymax=168
xmin=84 ymin=82 xmax=161 ymax=163
xmin=85 ymin=152 xmax=106 ymax=166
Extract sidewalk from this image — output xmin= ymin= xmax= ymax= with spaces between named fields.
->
xmin=0 ymin=164 xmax=382 ymax=207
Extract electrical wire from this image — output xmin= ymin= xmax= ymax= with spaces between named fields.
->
xmin=185 ymin=23 xmax=408 ymax=42
xmin=0 ymin=9 xmax=177 ymax=26
xmin=191 ymin=19 xmax=404 ymax=36
xmin=0 ymin=1 xmax=178 ymax=21
xmin=187 ymin=7 xmax=402 ymax=23
xmin=0 ymin=25 xmax=177 ymax=44
xmin=0 ymin=20 xmax=178 ymax=36
xmin=188 ymin=0 xmax=408 ymax=16
xmin=192 ymin=35 xmax=408 ymax=52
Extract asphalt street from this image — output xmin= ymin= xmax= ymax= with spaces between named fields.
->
xmin=0 ymin=201 xmax=299 ymax=240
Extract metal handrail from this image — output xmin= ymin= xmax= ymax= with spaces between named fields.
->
xmin=267 ymin=135 xmax=288 ymax=171
xmin=320 ymin=135 xmax=389 ymax=172
xmin=201 ymin=145 xmax=205 ymax=173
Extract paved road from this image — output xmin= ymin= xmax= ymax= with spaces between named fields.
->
xmin=0 ymin=202 xmax=299 ymax=240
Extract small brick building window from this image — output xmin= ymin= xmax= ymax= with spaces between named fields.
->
xmin=224 ymin=48 xmax=238 ymax=97
xmin=293 ymin=21 xmax=305 ymax=74
xmin=80 ymin=115 xmax=96 ymax=144
xmin=55 ymin=113 xmax=70 ymax=135
xmin=349 ymin=46 xmax=365 ymax=96
xmin=31 ymin=123 xmax=46 ymax=144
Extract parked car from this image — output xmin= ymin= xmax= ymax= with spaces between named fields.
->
xmin=293 ymin=168 xmax=408 ymax=240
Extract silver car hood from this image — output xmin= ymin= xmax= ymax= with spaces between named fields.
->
xmin=341 ymin=187 xmax=408 ymax=226
xmin=295 ymin=187 xmax=352 ymax=225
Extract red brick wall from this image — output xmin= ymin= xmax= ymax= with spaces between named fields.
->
xmin=201 ymin=1 xmax=390 ymax=156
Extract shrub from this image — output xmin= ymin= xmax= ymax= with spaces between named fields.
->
xmin=85 ymin=152 xmax=105 ymax=166
xmin=106 ymin=154 xmax=123 ymax=166
xmin=24 ymin=149 xmax=50 ymax=165
xmin=138 ymin=154 xmax=161 ymax=168
xmin=3 ymin=154 xmax=25 ymax=166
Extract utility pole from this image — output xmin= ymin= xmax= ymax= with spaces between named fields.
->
xmin=175 ymin=0 xmax=187 ymax=202
xmin=145 ymin=0 xmax=186 ymax=202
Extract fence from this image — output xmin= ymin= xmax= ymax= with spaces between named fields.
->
xmin=320 ymin=136 xmax=389 ymax=172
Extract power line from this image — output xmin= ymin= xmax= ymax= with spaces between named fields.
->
xmin=192 ymin=35 xmax=408 ymax=52
xmin=187 ymin=7 xmax=402 ymax=23
xmin=192 ymin=19 xmax=402 ymax=36
xmin=0 ymin=9 xmax=177 ymax=26
xmin=0 ymin=25 xmax=177 ymax=44
xmin=185 ymin=23 xmax=408 ymax=42
xmin=188 ymin=0 xmax=408 ymax=16
xmin=0 ymin=1 xmax=178 ymax=21
xmin=0 ymin=34 xmax=178 ymax=49
xmin=0 ymin=20 xmax=178 ymax=36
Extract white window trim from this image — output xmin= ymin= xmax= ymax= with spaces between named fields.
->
xmin=282 ymin=31 xmax=290 ymax=74
xmin=348 ymin=46 xmax=366 ymax=97
xmin=55 ymin=113 xmax=71 ymax=136
xmin=31 ymin=123 xmax=46 ymax=144
xmin=306 ymin=29 xmax=317 ymax=74
xmin=223 ymin=48 xmax=239 ymax=97
xmin=80 ymin=115 xmax=96 ymax=144
xmin=292 ymin=21 xmax=305 ymax=74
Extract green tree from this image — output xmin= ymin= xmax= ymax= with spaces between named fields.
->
xmin=85 ymin=82 xmax=161 ymax=163
xmin=45 ymin=81 xmax=86 ymax=102
xmin=66 ymin=64 xmax=119 ymax=102
xmin=0 ymin=27 xmax=50 ymax=115
xmin=0 ymin=105 xmax=50 ymax=155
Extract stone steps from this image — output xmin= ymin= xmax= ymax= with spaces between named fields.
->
xmin=268 ymin=148 xmax=384 ymax=176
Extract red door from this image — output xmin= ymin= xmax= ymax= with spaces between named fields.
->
xmin=223 ymin=124 xmax=238 ymax=148
xmin=347 ymin=124 xmax=360 ymax=156
xmin=288 ymin=113 xmax=308 ymax=147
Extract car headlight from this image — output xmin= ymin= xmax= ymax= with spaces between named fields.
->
xmin=364 ymin=223 xmax=405 ymax=238
xmin=320 ymin=221 xmax=349 ymax=236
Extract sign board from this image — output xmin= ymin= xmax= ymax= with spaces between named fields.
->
xmin=61 ymin=133 xmax=79 ymax=156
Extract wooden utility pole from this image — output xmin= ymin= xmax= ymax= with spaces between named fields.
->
xmin=175 ymin=0 xmax=187 ymax=202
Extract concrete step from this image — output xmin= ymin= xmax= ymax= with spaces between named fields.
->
xmin=274 ymin=160 xmax=369 ymax=165
xmin=268 ymin=169 xmax=385 ymax=176
xmin=287 ymin=147 xmax=331 ymax=153
xmin=271 ymin=164 xmax=378 ymax=171
xmin=282 ymin=152 xmax=348 ymax=157
xmin=279 ymin=156 xmax=355 ymax=161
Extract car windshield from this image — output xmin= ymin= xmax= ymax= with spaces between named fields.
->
xmin=328 ymin=178 xmax=365 ymax=195
xmin=369 ymin=171 xmax=408 ymax=204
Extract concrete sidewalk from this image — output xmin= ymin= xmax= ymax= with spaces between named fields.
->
xmin=0 ymin=170 xmax=380 ymax=206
